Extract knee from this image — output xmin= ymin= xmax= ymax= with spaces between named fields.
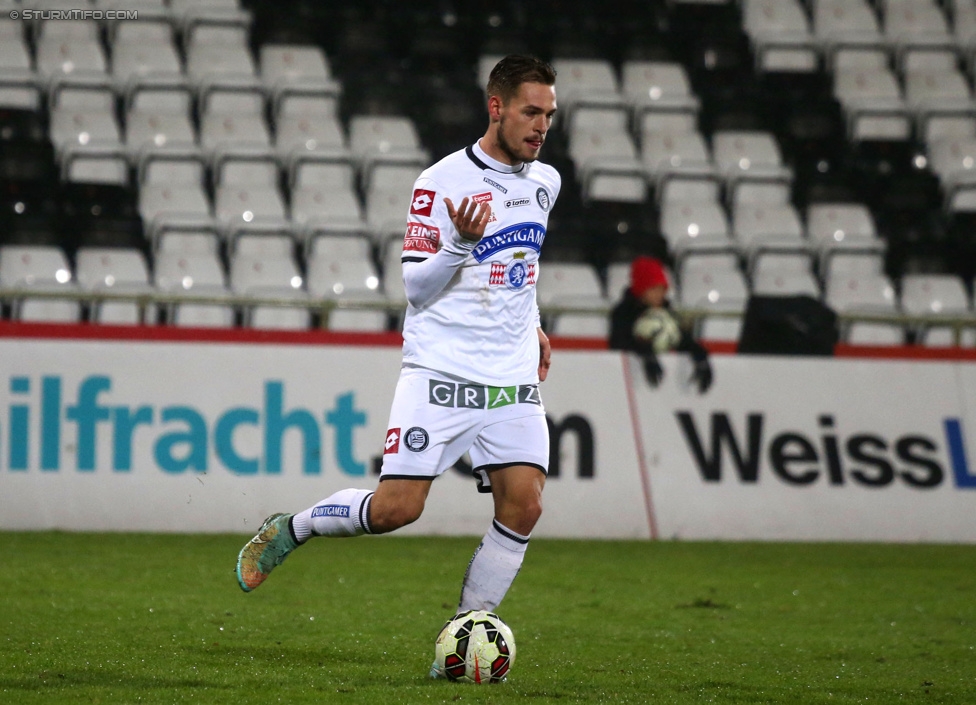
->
xmin=369 ymin=499 xmax=424 ymax=534
xmin=522 ymin=495 xmax=543 ymax=526
xmin=505 ymin=495 xmax=543 ymax=536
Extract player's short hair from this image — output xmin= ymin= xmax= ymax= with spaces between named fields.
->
xmin=486 ymin=54 xmax=557 ymax=104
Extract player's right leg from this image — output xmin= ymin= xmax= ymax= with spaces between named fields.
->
xmin=235 ymin=482 xmax=432 ymax=592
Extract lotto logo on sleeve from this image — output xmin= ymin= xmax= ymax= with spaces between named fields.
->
xmin=410 ymin=189 xmax=436 ymax=216
xmin=384 ymin=428 xmax=401 ymax=454
xmin=404 ymin=222 xmax=440 ymax=254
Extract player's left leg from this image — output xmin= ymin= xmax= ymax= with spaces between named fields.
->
xmin=457 ymin=464 xmax=546 ymax=612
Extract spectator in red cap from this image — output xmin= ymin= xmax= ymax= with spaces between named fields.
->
xmin=609 ymin=256 xmax=713 ymax=392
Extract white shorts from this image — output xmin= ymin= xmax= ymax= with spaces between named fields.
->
xmin=380 ymin=366 xmax=549 ymax=491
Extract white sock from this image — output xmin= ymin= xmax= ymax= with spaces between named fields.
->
xmin=291 ymin=488 xmax=373 ymax=541
xmin=458 ymin=519 xmax=530 ymax=612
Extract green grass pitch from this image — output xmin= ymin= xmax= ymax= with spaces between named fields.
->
xmin=3 ymin=532 xmax=975 ymax=704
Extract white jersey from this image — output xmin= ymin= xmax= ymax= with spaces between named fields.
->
xmin=399 ymin=142 xmax=561 ymax=386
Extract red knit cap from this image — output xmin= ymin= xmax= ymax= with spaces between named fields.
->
xmin=630 ymin=256 xmax=669 ymax=296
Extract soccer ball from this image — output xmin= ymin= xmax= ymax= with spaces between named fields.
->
xmin=632 ymin=308 xmax=682 ymax=353
xmin=433 ymin=610 xmax=516 ymax=684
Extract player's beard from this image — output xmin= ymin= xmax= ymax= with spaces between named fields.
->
xmin=497 ymin=116 xmax=539 ymax=165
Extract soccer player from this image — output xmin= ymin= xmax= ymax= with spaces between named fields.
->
xmin=235 ymin=55 xmax=560 ymax=634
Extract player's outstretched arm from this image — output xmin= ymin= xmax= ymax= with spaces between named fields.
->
xmin=401 ymin=196 xmax=491 ymax=309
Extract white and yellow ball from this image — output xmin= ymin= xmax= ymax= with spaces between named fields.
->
xmin=433 ymin=610 xmax=516 ymax=684
xmin=633 ymin=308 xmax=682 ymax=353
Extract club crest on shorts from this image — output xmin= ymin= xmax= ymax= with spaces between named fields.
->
xmin=403 ymin=426 xmax=429 ymax=452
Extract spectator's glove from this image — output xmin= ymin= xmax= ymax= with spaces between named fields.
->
xmin=641 ymin=353 xmax=663 ymax=387
xmin=690 ymin=357 xmax=713 ymax=393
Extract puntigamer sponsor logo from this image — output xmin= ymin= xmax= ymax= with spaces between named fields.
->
xmin=471 ymin=222 xmax=546 ymax=262
xmin=483 ymin=177 xmax=508 ymax=194
xmin=0 ymin=375 xmax=371 ymax=476
xmin=676 ymin=411 xmax=976 ymax=489
xmin=311 ymin=504 xmax=350 ymax=518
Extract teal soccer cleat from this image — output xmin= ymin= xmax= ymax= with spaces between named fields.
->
xmin=235 ymin=513 xmax=298 ymax=592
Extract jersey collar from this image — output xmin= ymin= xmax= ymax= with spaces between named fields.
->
xmin=466 ymin=140 xmax=525 ymax=174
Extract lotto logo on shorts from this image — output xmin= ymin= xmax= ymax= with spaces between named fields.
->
xmin=428 ymin=380 xmax=542 ymax=409
xmin=409 ymin=189 xmax=435 ymax=216
xmin=384 ymin=428 xmax=401 ymax=454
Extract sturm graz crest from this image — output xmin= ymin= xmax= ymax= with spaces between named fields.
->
xmin=404 ymin=426 xmax=429 ymax=452
xmin=535 ymin=187 xmax=550 ymax=212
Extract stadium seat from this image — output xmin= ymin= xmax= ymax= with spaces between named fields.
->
xmin=882 ymin=0 xmax=956 ymax=71
xmin=259 ymin=44 xmax=332 ymax=87
xmin=289 ymin=156 xmax=364 ymax=240
xmin=348 ymin=115 xmax=429 ymax=173
xmin=124 ymin=78 xmax=197 ymax=156
xmin=621 ymin=60 xmax=701 ymax=130
xmin=274 ymin=94 xmax=348 ymax=161
xmin=247 ymin=288 xmax=312 ymax=330
xmin=138 ymin=148 xmax=214 ymax=240
xmin=154 ymin=251 xmax=226 ymax=291
xmin=711 ymin=130 xmax=794 ymax=206
xmin=229 ymin=249 xmax=302 ymax=294
xmin=185 ymin=22 xmax=256 ymax=80
xmin=742 ymin=0 xmax=819 ymax=73
xmin=110 ymin=18 xmax=182 ymax=85
xmin=731 ymin=203 xmax=807 ymax=260
xmin=927 ymin=136 xmax=976 ymax=211
xmin=904 ymin=67 xmax=976 ymax=139
xmin=48 ymin=78 xmax=122 ymax=156
xmin=169 ymin=284 xmax=236 ymax=328
xmin=833 ymin=67 xmax=913 ymax=142
xmin=679 ymin=267 xmax=749 ymax=309
xmin=568 ymin=108 xmax=645 ymax=201
xmin=0 ymin=243 xmax=72 ymax=286
xmin=0 ymin=243 xmax=81 ymax=321
xmin=535 ymin=262 xmax=607 ymax=332
xmin=641 ymin=131 xmax=721 ymax=205
xmin=306 ymin=233 xmax=383 ymax=303
xmin=812 ymin=0 xmax=886 ymax=69
xmin=807 ymin=202 xmax=877 ymax=243
xmin=35 ymin=21 xmax=107 ymax=80
xmin=824 ymin=272 xmax=904 ymax=344
xmin=75 ymin=246 xmax=153 ymax=324
xmin=550 ymin=58 xmax=625 ymax=119
xmin=212 ymin=148 xmax=288 ymax=242
xmin=750 ymin=252 xmax=821 ymax=297
xmin=365 ymin=163 xmax=422 ymax=247
xmin=60 ymin=144 xmax=129 ymax=185
xmin=660 ymin=200 xmax=733 ymax=256
xmin=199 ymin=80 xmax=272 ymax=153
xmin=900 ymin=273 xmax=975 ymax=345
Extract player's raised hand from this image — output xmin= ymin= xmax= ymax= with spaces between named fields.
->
xmin=445 ymin=196 xmax=491 ymax=243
